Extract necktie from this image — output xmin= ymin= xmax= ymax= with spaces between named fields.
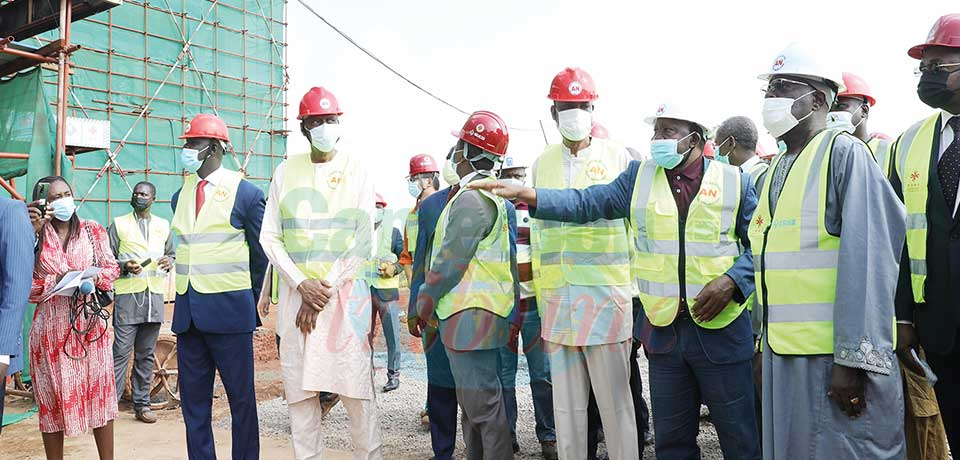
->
xmin=195 ymin=179 xmax=208 ymax=217
xmin=446 ymin=185 xmax=460 ymax=204
xmin=938 ymin=117 xmax=960 ymax=216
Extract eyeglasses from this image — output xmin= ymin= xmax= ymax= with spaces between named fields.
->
xmin=914 ymin=62 xmax=960 ymax=76
xmin=761 ymin=77 xmax=816 ymax=94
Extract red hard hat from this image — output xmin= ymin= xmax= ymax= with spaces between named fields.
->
xmin=909 ymin=14 xmax=960 ymax=59
xmin=299 ymin=86 xmax=343 ymax=120
xmin=838 ymin=72 xmax=876 ymax=106
xmin=703 ymin=141 xmax=716 ymax=159
xmin=548 ymin=67 xmax=598 ymax=102
xmin=408 ymin=154 xmax=439 ymax=176
xmin=870 ymin=132 xmax=893 ymax=141
xmin=590 ymin=121 xmax=609 ymax=139
xmin=375 ymin=193 xmax=387 ymax=208
xmin=757 ymin=143 xmax=775 ymax=161
xmin=453 ymin=111 xmax=509 ymax=157
xmin=180 ymin=113 xmax=230 ymax=142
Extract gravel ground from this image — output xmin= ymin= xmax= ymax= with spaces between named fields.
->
xmin=232 ymin=339 xmax=726 ymax=459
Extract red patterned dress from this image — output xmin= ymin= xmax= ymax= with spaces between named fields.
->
xmin=29 ymin=219 xmax=120 ymax=435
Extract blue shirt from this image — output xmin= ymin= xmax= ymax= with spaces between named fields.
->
xmin=170 ymin=177 xmax=268 ymax=334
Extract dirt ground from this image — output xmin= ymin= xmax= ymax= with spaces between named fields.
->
xmin=1 ymin=290 xmax=726 ymax=459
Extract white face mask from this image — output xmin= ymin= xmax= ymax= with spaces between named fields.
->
xmin=762 ymin=90 xmax=816 ymax=138
xmin=375 ymin=208 xmax=385 ymax=224
xmin=557 ymin=108 xmax=593 ymax=142
xmin=826 ymin=110 xmax=856 ymax=133
xmin=442 ymin=154 xmax=461 ymax=186
xmin=308 ymin=123 xmax=341 ymax=153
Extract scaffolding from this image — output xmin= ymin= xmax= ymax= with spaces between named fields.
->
xmin=2 ymin=0 xmax=288 ymax=223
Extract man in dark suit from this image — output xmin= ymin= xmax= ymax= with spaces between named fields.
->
xmin=170 ymin=114 xmax=267 ymax=459
xmin=0 ymin=196 xmax=34 ymax=431
xmin=892 ymin=14 xmax=960 ymax=454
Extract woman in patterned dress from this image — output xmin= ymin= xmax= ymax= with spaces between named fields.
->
xmin=27 ymin=176 xmax=120 ymax=459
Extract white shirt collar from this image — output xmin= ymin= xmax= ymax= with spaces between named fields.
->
xmin=941 ymin=110 xmax=960 ymax=132
xmin=198 ymin=166 xmax=227 ymax=186
xmin=561 ymin=140 xmax=594 ymax=159
xmin=740 ymin=155 xmax=762 ymax=172
xmin=458 ymin=170 xmax=494 ymax=188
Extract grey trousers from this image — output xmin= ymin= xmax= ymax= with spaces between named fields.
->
xmin=113 ymin=322 xmax=161 ymax=408
xmin=371 ymin=292 xmax=402 ymax=373
xmin=446 ymin=347 xmax=514 ymax=460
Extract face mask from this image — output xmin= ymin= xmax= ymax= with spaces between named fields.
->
xmin=502 ymin=178 xmax=525 ymax=188
xmin=375 ymin=208 xmax=385 ymax=224
xmin=308 ymin=123 xmax=341 ymax=153
xmin=777 ymin=140 xmax=788 ymax=155
xmin=50 ymin=196 xmax=76 ymax=222
xmin=131 ymin=196 xmax=151 ymax=212
xmin=181 ymin=146 xmax=208 ymax=173
xmin=407 ymin=180 xmax=422 ymax=198
xmin=442 ymin=155 xmax=461 ymax=185
xmin=762 ymin=90 xmax=816 ymax=138
xmin=826 ymin=110 xmax=856 ymax=133
xmin=714 ymin=138 xmax=731 ymax=164
xmin=917 ymin=70 xmax=955 ymax=109
xmin=650 ymin=133 xmax=695 ymax=170
xmin=557 ymin=108 xmax=593 ymax=142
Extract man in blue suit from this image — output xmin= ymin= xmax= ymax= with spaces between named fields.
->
xmin=1 ymin=196 xmax=34 ymax=431
xmin=170 ymin=114 xmax=267 ymax=460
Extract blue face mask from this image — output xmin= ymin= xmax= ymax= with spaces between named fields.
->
xmin=650 ymin=132 xmax=695 ymax=170
xmin=714 ymin=138 xmax=731 ymax=164
xmin=50 ymin=196 xmax=76 ymax=222
xmin=407 ymin=180 xmax=422 ymax=198
xmin=181 ymin=145 xmax=209 ymax=173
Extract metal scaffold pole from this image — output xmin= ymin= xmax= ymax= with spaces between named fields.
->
xmin=54 ymin=0 xmax=73 ymax=177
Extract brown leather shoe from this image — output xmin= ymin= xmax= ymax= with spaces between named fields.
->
xmin=135 ymin=407 xmax=157 ymax=424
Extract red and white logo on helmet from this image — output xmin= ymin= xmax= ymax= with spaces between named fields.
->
xmin=184 ymin=123 xmax=192 ymax=134
xmin=772 ymin=55 xmax=786 ymax=71
xmin=476 ymin=123 xmax=485 ymax=133
xmin=656 ymin=104 xmax=665 ymax=116
xmin=568 ymin=81 xmax=583 ymax=96
xmin=319 ymin=98 xmax=331 ymax=109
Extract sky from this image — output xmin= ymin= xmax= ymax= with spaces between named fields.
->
xmin=286 ymin=1 xmax=957 ymax=221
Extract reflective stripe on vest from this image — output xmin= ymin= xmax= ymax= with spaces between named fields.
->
xmin=172 ymin=170 xmax=250 ymax=295
xmin=431 ymin=179 xmax=514 ymax=320
xmin=371 ymin=223 xmax=400 ymax=289
xmin=114 ymin=212 xmax=170 ymax=295
xmin=749 ymin=130 xmax=841 ymax=355
xmin=630 ymin=159 xmax=744 ymax=328
xmin=893 ymin=113 xmax=941 ymax=304
xmin=405 ymin=210 xmax=419 ymax=259
xmin=746 ymin=161 xmax=769 ymax=188
xmin=279 ymin=153 xmax=370 ymax=281
xmin=868 ymin=137 xmax=893 ymax=178
xmin=531 ymin=139 xmax=631 ymax=293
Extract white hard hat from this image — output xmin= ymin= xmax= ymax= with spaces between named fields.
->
xmin=643 ymin=101 xmax=711 ymax=137
xmin=757 ymin=42 xmax=846 ymax=94
xmin=498 ymin=154 xmax=528 ymax=171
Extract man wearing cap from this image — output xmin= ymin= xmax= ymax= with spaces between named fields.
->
xmin=891 ymin=13 xmax=960 ymax=456
xmin=497 ymin=155 xmax=558 ymax=459
xmin=827 ymin=72 xmax=895 ymax=174
xmin=401 ymin=154 xmax=441 ymax=286
xmin=752 ymin=44 xmax=905 ymax=459
xmin=171 ymin=113 xmax=268 ymax=459
xmin=416 ymin=111 xmax=518 ymax=459
xmin=530 ymin=67 xmax=637 ymax=460
xmin=260 ymin=87 xmax=382 ymax=459
xmin=372 ymin=193 xmax=404 ymax=393
xmin=473 ymin=98 xmax=761 ymax=459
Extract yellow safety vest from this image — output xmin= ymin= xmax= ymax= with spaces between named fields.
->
xmin=279 ymin=153 xmax=369 ymax=281
xmin=431 ymin=179 xmax=514 ymax=320
xmin=172 ymin=171 xmax=251 ymax=295
xmin=630 ymin=159 xmax=744 ymax=328
xmin=405 ymin=209 xmax=419 ymax=260
xmin=750 ymin=130 xmax=842 ymax=355
xmin=868 ymin=137 xmax=893 ymax=178
xmin=372 ymin=223 xmax=400 ymax=290
xmin=114 ymin=212 xmax=170 ymax=295
xmin=892 ymin=113 xmax=942 ymax=304
xmin=532 ymin=140 xmax=632 ymax=295
xmin=743 ymin=160 xmax=769 ymax=316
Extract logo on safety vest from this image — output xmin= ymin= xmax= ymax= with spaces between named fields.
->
xmin=754 ymin=215 xmax=764 ymax=227
xmin=585 ymin=160 xmax=607 ymax=181
xmin=772 ymin=55 xmax=785 ymax=71
xmin=906 ymin=169 xmax=923 ymax=193
xmin=568 ymin=81 xmax=583 ymax=96
xmin=698 ymin=182 xmax=721 ymax=204
xmin=327 ymin=171 xmax=344 ymax=190
xmin=476 ymin=123 xmax=485 ymax=133
xmin=910 ymin=170 xmax=921 ymax=182
xmin=319 ymin=98 xmax=331 ymax=109
xmin=212 ymin=186 xmax=230 ymax=202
